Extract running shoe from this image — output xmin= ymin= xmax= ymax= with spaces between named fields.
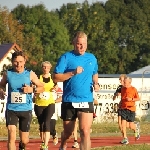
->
xmin=120 ymin=138 xmax=129 ymax=144
xmin=40 ymin=144 xmax=48 ymax=150
xmin=19 ymin=141 xmax=26 ymax=150
xmin=53 ymin=136 xmax=58 ymax=145
xmin=72 ymin=142 xmax=79 ymax=148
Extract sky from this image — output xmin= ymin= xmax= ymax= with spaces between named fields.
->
xmin=0 ymin=0 xmax=108 ymax=11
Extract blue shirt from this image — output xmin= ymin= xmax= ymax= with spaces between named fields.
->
xmin=54 ymin=50 xmax=98 ymax=102
xmin=7 ymin=69 xmax=33 ymax=111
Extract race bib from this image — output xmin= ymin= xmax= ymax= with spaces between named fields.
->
xmin=39 ymin=92 xmax=50 ymax=100
xmin=72 ymin=102 xmax=89 ymax=108
xmin=11 ymin=92 xmax=26 ymax=103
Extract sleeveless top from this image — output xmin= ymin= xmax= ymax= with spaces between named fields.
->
xmin=7 ymin=69 xmax=32 ymax=111
xmin=34 ymin=75 xmax=55 ymax=106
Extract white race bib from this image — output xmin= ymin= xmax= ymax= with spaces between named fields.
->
xmin=72 ymin=102 xmax=89 ymax=108
xmin=11 ymin=92 xmax=26 ymax=103
xmin=39 ymin=92 xmax=50 ymax=100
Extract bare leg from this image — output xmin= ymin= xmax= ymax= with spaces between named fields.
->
xmin=78 ymin=112 xmax=93 ymax=150
xmin=40 ymin=132 xmax=44 ymax=142
xmin=60 ymin=120 xmax=75 ymax=149
xmin=118 ymin=116 xmax=122 ymax=131
xmin=73 ymin=118 xmax=78 ymax=141
xmin=19 ymin=130 xmax=29 ymax=146
xmin=121 ymin=120 xmax=127 ymax=138
xmin=126 ymin=121 xmax=129 ymax=128
xmin=43 ymin=132 xmax=50 ymax=146
xmin=7 ymin=125 xmax=16 ymax=150
xmin=129 ymin=122 xmax=136 ymax=131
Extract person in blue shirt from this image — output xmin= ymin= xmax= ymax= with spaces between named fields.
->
xmin=0 ymin=51 xmax=44 ymax=150
xmin=53 ymin=31 xmax=100 ymax=150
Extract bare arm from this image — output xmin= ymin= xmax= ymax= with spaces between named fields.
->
xmin=30 ymin=71 xmax=44 ymax=93
xmin=53 ymin=66 xmax=84 ymax=83
xmin=22 ymin=71 xmax=44 ymax=94
xmin=0 ymin=72 xmax=7 ymax=90
xmin=0 ymin=72 xmax=7 ymax=99
xmin=92 ymin=73 xmax=100 ymax=92
xmin=55 ymin=96 xmax=62 ymax=103
xmin=53 ymin=72 xmax=74 ymax=83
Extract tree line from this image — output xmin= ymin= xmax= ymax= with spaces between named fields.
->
xmin=1 ymin=0 xmax=150 ymax=74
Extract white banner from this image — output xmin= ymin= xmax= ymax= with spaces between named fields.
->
xmin=93 ymin=78 xmax=150 ymax=123
xmin=1 ymin=77 xmax=150 ymax=122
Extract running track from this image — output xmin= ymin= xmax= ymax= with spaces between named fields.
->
xmin=0 ymin=136 xmax=150 ymax=150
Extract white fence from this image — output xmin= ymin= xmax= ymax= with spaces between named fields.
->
xmin=1 ymin=77 xmax=150 ymax=123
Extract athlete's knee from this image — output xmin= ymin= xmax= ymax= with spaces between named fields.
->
xmin=80 ymin=128 xmax=90 ymax=138
xmin=8 ymin=126 xmax=16 ymax=141
xmin=21 ymin=137 xmax=29 ymax=144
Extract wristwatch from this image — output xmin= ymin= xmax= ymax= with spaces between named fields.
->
xmin=33 ymin=86 xmax=37 ymax=93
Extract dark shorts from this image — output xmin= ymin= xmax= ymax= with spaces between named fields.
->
xmin=34 ymin=104 xmax=55 ymax=132
xmin=118 ymin=109 xmax=122 ymax=116
xmin=61 ymin=102 xmax=94 ymax=121
xmin=121 ymin=109 xmax=135 ymax=122
xmin=5 ymin=109 xmax=32 ymax=132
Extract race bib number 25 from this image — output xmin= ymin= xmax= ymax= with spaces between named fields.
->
xmin=11 ymin=92 xmax=26 ymax=103
xmin=72 ymin=102 xmax=89 ymax=108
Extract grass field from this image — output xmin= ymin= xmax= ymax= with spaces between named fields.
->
xmin=93 ymin=144 xmax=150 ymax=150
xmin=1 ymin=118 xmax=150 ymax=138
xmin=1 ymin=119 xmax=150 ymax=149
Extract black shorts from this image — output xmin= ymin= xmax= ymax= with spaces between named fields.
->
xmin=61 ymin=102 xmax=94 ymax=121
xmin=34 ymin=104 xmax=55 ymax=132
xmin=121 ymin=109 xmax=135 ymax=122
xmin=118 ymin=109 xmax=122 ymax=116
xmin=5 ymin=109 xmax=32 ymax=132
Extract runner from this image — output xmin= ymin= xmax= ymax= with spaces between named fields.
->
xmin=0 ymin=51 xmax=44 ymax=150
xmin=113 ymin=74 xmax=129 ymax=134
xmin=53 ymin=31 xmax=100 ymax=150
xmin=120 ymin=77 xmax=140 ymax=144
xmin=34 ymin=61 xmax=56 ymax=150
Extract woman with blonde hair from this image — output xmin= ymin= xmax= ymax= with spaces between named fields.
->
xmin=34 ymin=61 xmax=56 ymax=150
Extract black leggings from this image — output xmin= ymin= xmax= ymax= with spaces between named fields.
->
xmin=34 ymin=104 xmax=55 ymax=132
xmin=50 ymin=119 xmax=56 ymax=137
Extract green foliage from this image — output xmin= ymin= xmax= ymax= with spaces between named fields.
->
xmin=11 ymin=4 xmax=72 ymax=74
xmin=0 ymin=6 xmax=24 ymax=46
xmin=1 ymin=0 xmax=150 ymax=74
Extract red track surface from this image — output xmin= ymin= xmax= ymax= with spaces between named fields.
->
xmin=0 ymin=136 xmax=150 ymax=150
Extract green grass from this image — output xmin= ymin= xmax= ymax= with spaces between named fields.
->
xmin=1 ymin=119 xmax=150 ymax=149
xmin=92 ymin=144 xmax=150 ymax=150
xmin=1 ymin=118 xmax=150 ymax=138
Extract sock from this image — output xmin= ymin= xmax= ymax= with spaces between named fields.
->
xmin=74 ymin=140 xmax=77 ymax=143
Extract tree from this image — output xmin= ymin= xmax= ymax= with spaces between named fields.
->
xmin=0 ymin=6 xmax=24 ymax=47
xmin=11 ymin=4 xmax=72 ymax=74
